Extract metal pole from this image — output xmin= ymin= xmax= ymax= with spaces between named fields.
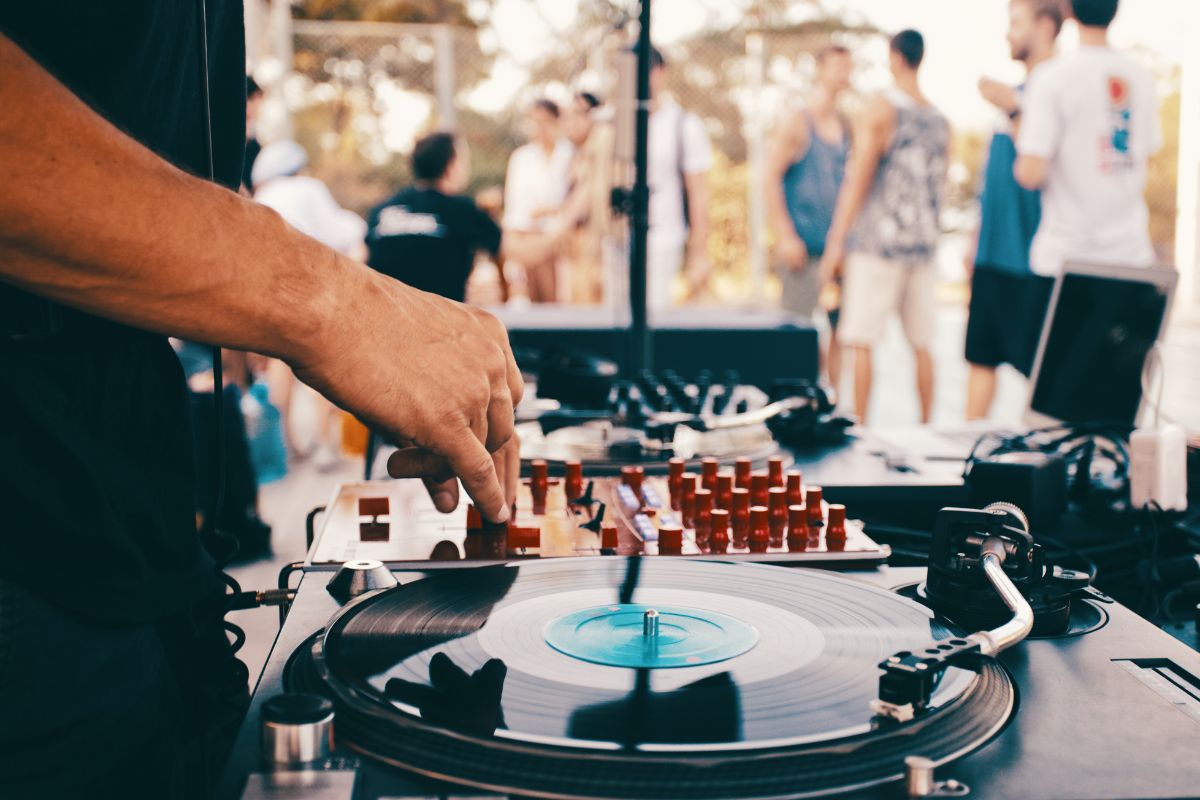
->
xmin=628 ymin=0 xmax=653 ymax=376
xmin=434 ymin=24 xmax=457 ymax=130
xmin=745 ymin=29 xmax=767 ymax=306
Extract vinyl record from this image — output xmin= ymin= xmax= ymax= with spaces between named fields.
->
xmin=289 ymin=559 xmax=1015 ymax=799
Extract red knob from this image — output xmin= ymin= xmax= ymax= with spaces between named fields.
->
xmin=621 ymin=465 xmax=645 ymax=497
xmin=749 ymin=505 xmax=770 ymax=552
xmin=805 ymin=486 xmax=824 ymax=525
xmin=788 ymin=504 xmax=807 ymax=533
xmin=668 ymin=458 xmax=686 ymax=509
xmin=716 ymin=472 xmax=734 ymax=510
xmin=466 ymin=503 xmax=482 ymax=531
xmin=710 ymin=509 xmax=730 ymax=553
xmin=531 ymin=459 xmax=548 ymax=486
xmin=658 ymin=525 xmax=684 ymax=554
xmin=701 ymin=457 xmax=719 ymax=491
xmin=734 ymin=457 xmax=752 ymax=490
xmin=601 ymin=523 xmax=620 ymax=551
xmin=751 ymin=471 xmax=769 ymax=507
xmin=694 ymin=487 xmax=713 ymax=518
xmin=680 ymin=473 xmax=698 ymax=527
xmin=786 ymin=470 xmax=804 ymax=505
xmin=827 ymin=504 xmax=847 ymax=539
xmin=768 ymin=487 xmax=788 ymax=523
xmin=565 ymin=460 xmax=583 ymax=500
xmin=767 ymin=457 xmax=785 ymax=488
xmin=731 ymin=487 xmax=750 ymax=547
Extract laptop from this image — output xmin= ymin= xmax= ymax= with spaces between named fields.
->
xmin=878 ymin=261 xmax=1179 ymax=461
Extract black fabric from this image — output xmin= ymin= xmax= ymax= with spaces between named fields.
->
xmin=0 ymin=0 xmax=246 ymax=625
xmin=242 ymin=135 xmax=262 ymax=191
xmin=366 ymin=186 xmax=502 ymax=302
xmin=964 ymin=267 xmax=1054 ymax=376
xmin=0 ymin=577 xmax=248 ymax=800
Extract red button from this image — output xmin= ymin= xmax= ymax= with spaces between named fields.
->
xmin=734 ymin=457 xmax=752 ymax=490
xmin=508 ymin=524 xmax=540 ymax=549
xmin=767 ymin=457 xmax=785 ymax=488
xmin=694 ymin=488 xmax=713 ymax=542
xmin=658 ymin=525 xmax=683 ymax=554
xmin=601 ymin=524 xmax=620 ymax=550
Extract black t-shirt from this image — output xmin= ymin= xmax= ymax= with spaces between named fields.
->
xmin=0 ymin=1 xmax=246 ymax=624
xmin=366 ymin=186 xmax=502 ymax=302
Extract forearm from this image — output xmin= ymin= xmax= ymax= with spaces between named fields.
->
xmin=765 ymin=178 xmax=797 ymax=245
xmin=0 ymin=33 xmax=361 ymax=365
xmin=825 ymin=157 xmax=873 ymax=247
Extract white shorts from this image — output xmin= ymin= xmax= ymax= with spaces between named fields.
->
xmin=837 ymin=251 xmax=936 ymax=349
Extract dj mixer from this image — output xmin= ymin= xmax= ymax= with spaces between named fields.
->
xmin=308 ymin=455 xmax=889 ymax=569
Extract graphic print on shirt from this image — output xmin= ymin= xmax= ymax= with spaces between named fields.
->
xmin=1101 ymin=75 xmax=1134 ymax=174
xmin=376 ymin=206 xmax=446 ymax=238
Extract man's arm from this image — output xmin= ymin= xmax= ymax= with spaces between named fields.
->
xmin=764 ymin=108 xmax=810 ymax=271
xmin=0 ymin=34 xmax=520 ymax=521
xmin=1014 ymin=66 xmax=1057 ymax=191
xmin=820 ymin=95 xmax=894 ymax=279
xmin=1013 ymin=155 xmax=1048 ymax=190
xmin=683 ymin=170 xmax=711 ymax=288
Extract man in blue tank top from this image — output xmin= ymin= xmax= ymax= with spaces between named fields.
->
xmin=765 ymin=44 xmax=852 ymax=388
xmin=965 ymin=0 xmax=1064 ymax=420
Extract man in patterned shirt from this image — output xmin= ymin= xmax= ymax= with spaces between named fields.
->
xmin=820 ymin=29 xmax=950 ymax=424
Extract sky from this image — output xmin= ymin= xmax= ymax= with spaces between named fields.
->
xmin=477 ymin=0 xmax=1190 ymax=131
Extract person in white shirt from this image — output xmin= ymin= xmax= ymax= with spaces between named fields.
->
xmin=253 ymin=139 xmax=367 ymax=469
xmin=503 ymin=99 xmax=574 ymax=302
xmin=646 ymin=46 xmax=714 ymax=310
xmin=1014 ymin=0 xmax=1161 ymax=275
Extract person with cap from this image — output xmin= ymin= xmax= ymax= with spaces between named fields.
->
xmin=0 ymin=6 xmax=522 ymax=798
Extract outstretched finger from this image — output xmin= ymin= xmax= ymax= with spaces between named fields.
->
xmin=443 ymin=430 xmax=509 ymax=523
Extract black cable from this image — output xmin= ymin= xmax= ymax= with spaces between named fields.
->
xmin=193 ymin=0 xmax=246 ymax=654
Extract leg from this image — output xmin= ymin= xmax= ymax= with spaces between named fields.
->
xmin=966 ymin=363 xmax=997 ymax=420
xmin=900 ymin=260 xmax=938 ymax=424
xmin=914 ymin=347 xmax=935 ymax=424
xmin=826 ymin=313 xmax=843 ymax=391
xmin=834 ymin=253 xmax=901 ymax=424
xmin=852 ymin=345 xmax=873 ymax=423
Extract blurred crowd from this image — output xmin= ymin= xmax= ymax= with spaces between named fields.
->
xmin=208 ymin=0 xmax=1159 ymax=535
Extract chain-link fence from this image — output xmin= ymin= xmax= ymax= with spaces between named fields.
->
xmin=253 ymin=16 xmax=1182 ymax=304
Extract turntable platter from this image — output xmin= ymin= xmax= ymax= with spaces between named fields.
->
xmin=290 ymin=559 xmax=1015 ymax=799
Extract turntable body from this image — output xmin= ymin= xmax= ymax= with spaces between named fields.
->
xmin=220 ymin=556 xmax=1200 ymax=800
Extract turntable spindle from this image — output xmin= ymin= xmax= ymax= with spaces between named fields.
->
xmin=643 ymin=608 xmax=660 ymax=638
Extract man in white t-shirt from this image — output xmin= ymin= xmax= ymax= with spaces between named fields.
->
xmin=646 ymin=46 xmax=714 ymax=310
xmin=503 ymin=99 xmax=574 ymax=302
xmin=1015 ymin=0 xmax=1160 ymax=276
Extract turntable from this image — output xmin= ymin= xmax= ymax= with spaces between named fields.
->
xmin=221 ymin=504 xmax=1200 ymax=799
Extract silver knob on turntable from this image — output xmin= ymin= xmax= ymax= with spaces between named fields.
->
xmin=326 ymin=559 xmax=398 ymax=603
xmin=260 ymin=693 xmax=334 ymax=767
xmin=643 ymin=608 xmax=660 ymax=638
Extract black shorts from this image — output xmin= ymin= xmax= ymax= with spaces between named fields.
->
xmin=964 ymin=267 xmax=1054 ymax=377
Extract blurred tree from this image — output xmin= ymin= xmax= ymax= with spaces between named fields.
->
xmin=1146 ymin=82 xmax=1179 ymax=262
xmin=294 ymin=0 xmax=482 ymax=26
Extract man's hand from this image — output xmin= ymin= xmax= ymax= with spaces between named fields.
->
xmin=683 ymin=252 xmax=713 ymax=301
xmin=777 ymin=234 xmax=808 ymax=272
xmin=292 ymin=271 xmax=523 ymax=523
xmin=978 ymin=77 xmax=1019 ymax=115
xmin=818 ymin=239 xmax=846 ymax=287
